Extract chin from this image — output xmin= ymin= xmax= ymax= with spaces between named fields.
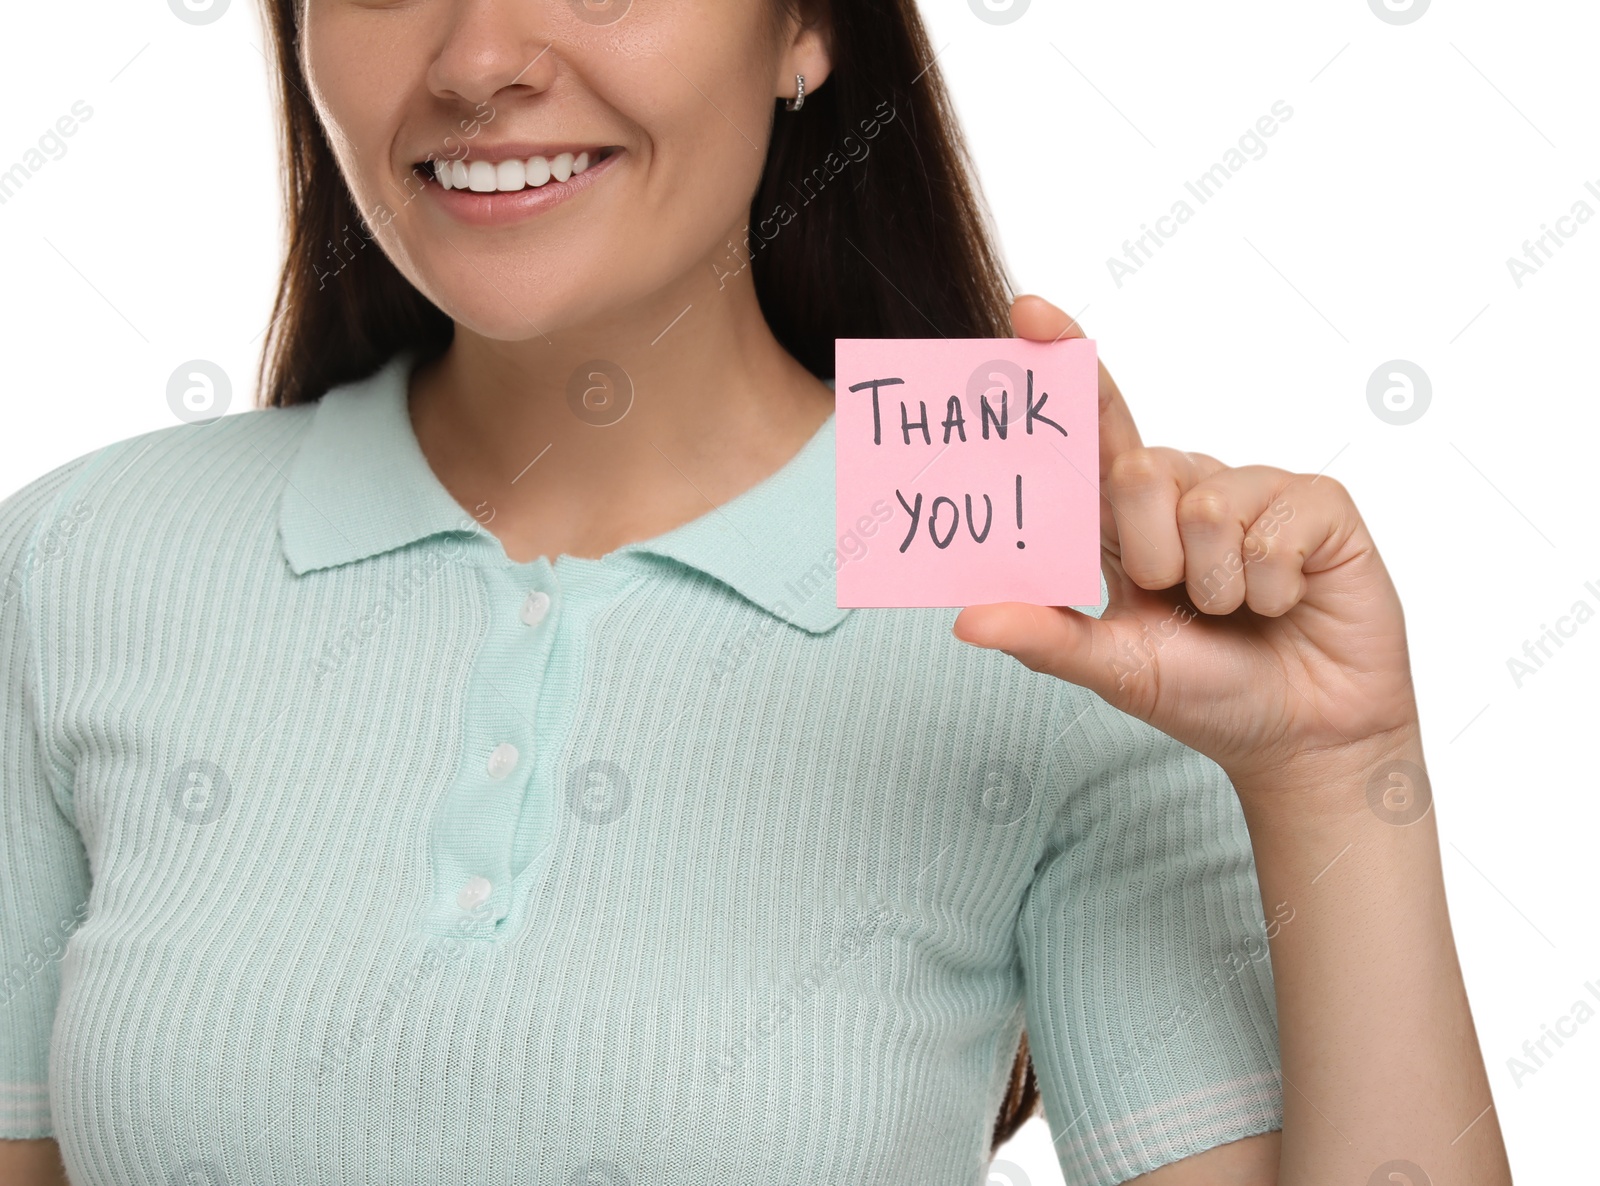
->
xmin=407 ymin=261 xmax=565 ymax=343
xmin=414 ymin=248 xmax=672 ymax=346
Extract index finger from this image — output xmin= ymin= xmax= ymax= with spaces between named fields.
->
xmin=1009 ymin=294 xmax=1144 ymax=483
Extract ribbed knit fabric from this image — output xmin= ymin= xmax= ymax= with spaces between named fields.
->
xmin=1 ymin=353 xmax=1282 ymax=1185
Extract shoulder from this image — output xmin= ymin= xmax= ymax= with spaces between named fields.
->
xmin=1 ymin=404 xmax=317 ymax=603
xmin=1 ymin=449 xmax=95 ymax=588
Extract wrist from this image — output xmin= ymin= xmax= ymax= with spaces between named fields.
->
xmin=1227 ymin=717 xmax=1427 ymax=834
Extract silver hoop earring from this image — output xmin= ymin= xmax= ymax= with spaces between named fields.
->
xmin=786 ymin=74 xmax=806 ymax=113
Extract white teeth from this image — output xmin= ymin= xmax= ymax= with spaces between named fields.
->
xmin=495 ymin=159 xmax=526 ymax=191
xmin=432 ymin=151 xmax=609 ymax=192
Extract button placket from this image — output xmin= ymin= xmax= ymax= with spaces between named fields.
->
xmin=503 ymin=559 xmax=646 ymax=902
xmin=422 ymin=560 xmax=561 ymax=939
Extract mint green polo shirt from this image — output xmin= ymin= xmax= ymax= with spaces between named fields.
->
xmin=1 ymin=352 xmax=1282 ymax=1185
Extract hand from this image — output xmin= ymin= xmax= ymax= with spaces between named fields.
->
xmin=951 ymin=295 xmax=1420 ymax=797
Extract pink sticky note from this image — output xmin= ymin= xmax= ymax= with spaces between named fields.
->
xmin=834 ymin=337 xmax=1101 ymax=609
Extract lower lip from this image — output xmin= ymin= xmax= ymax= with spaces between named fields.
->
xmin=423 ymin=151 xmax=623 ymax=227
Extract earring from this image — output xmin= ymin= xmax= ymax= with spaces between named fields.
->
xmin=786 ymin=74 xmax=806 ymax=113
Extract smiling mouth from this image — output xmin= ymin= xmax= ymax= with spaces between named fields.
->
xmin=423 ymin=146 xmax=621 ymax=193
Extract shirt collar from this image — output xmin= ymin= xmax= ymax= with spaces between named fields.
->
xmin=278 ymin=352 xmax=853 ymax=634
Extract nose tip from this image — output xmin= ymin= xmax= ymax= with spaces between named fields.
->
xmin=425 ymin=11 xmax=559 ymax=110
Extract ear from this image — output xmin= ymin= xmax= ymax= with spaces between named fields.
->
xmin=775 ymin=2 xmax=834 ymax=99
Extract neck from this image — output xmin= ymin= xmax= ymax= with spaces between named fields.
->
xmin=407 ymin=239 xmax=834 ymax=564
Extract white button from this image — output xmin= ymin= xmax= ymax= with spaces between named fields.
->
xmin=520 ymin=590 xmax=551 ymax=627
xmin=457 ymin=876 xmax=492 ymax=910
xmin=487 ymin=742 xmax=520 ymax=780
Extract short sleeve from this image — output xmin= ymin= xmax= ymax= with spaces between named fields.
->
xmin=1017 ymin=690 xmax=1284 ymax=1185
xmin=0 ymin=462 xmax=94 ymax=1138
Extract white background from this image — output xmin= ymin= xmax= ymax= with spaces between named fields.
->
xmin=0 ymin=1 xmax=1594 ymax=1183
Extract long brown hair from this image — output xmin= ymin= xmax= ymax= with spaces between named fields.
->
xmin=253 ymin=0 xmax=1038 ymax=1151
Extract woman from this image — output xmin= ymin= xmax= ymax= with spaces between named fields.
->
xmin=0 ymin=1 xmax=1510 ymax=1183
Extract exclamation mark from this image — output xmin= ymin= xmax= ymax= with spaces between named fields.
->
xmin=1015 ymin=474 xmax=1025 ymax=549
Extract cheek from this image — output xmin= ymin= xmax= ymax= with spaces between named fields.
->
xmin=610 ymin=60 xmax=774 ymax=233
xmin=300 ymin=11 xmax=424 ymax=216
xmin=595 ymin=6 xmax=778 ymax=191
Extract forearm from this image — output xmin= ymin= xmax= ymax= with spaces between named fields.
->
xmin=1233 ymin=727 xmax=1512 ymax=1185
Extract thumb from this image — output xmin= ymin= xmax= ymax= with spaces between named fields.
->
xmin=951 ymin=601 xmax=1119 ymax=698
xmin=1011 ymin=294 xmax=1085 ymax=342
